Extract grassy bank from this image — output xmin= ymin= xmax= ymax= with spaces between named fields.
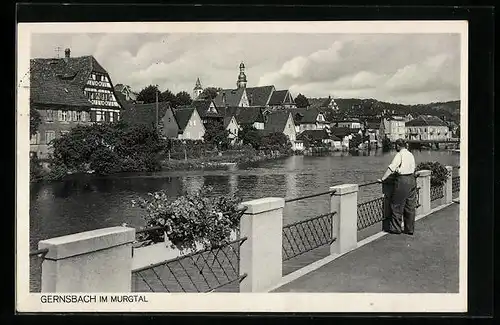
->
xmin=161 ymin=149 xmax=291 ymax=171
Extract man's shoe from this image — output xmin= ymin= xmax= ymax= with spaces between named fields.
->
xmin=386 ymin=230 xmax=402 ymax=235
xmin=403 ymin=231 xmax=414 ymax=235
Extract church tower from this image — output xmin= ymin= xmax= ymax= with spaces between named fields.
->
xmin=236 ymin=62 xmax=247 ymax=89
xmin=193 ymin=77 xmax=203 ymax=99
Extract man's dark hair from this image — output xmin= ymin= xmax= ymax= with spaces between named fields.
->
xmin=395 ymin=138 xmax=406 ymax=148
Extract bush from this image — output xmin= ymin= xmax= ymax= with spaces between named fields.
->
xmin=260 ymin=132 xmax=292 ymax=152
xmin=382 ymin=136 xmax=391 ymax=152
xmin=133 ymin=186 xmax=243 ymax=252
xmin=30 ymin=154 xmax=44 ymax=182
xmin=416 ymin=161 xmax=450 ymax=187
xmin=50 ymin=121 xmax=164 ymax=176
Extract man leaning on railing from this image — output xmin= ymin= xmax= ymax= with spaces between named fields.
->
xmin=377 ymin=138 xmax=417 ymax=235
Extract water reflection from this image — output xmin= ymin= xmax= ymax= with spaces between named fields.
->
xmin=29 ymin=150 xmax=460 ymax=247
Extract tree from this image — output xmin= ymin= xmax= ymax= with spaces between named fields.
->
xmin=238 ymin=124 xmax=262 ymax=150
xmin=175 ymin=91 xmax=192 ymax=107
xmin=382 ymin=135 xmax=392 ymax=152
xmin=203 ymin=119 xmax=230 ymax=150
xmin=50 ymin=121 xmax=165 ymax=178
xmin=260 ymin=132 xmax=291 ymax=151
xmin=349 ymin=133 xmax=363 ymax=150
xmin=137 ymin=85 xmax=163 ymax=104
xmin=161 ymin=89 xmax=177 ymax=107
xmin=294 ymin=93 xmax=309 ymax=108
xmin=30 ymin=107 xmax=41 ymax=137
xmin=199 ymin=87 xmax=220 ymax=101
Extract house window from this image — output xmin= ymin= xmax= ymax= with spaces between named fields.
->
xmin=72 ymin=111 xmax=77 ymax=121
xmin=45 ymin=131 xmax=55 ymax=145
xmin=96 ymin=111 xmax=105 ymax=122
xmin=30 ymin=132 xmax=39 ymax=145
xmin=76 ymin=111 xmax=82 ymax=121
xmin=46 ymin=110 xmax=54 ymax=122
xmin=193 ymin=120 xmax=196 ymax=126
xmin=109 ymin=112 xmax=114 ymax=122
xmin=60 ymin=110 xmax=69 ymax=122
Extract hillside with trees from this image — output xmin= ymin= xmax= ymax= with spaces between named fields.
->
xmin=330 ymin=98 xmax=460 ymax=123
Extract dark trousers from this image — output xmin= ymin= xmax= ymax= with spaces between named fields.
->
xmin=382 ymin=175 xmax=417 ymax=233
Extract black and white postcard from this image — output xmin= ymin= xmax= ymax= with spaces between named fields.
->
xmin=17 ymin=20 xmax=467 ymax=313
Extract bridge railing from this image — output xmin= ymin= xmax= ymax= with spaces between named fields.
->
xmin=31 ymin=166 xmax=460 ymax=294
xmin=281 ymin=190 xmax=337 ymax=271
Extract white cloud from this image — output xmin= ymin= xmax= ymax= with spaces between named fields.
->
xmin=30 ymin=33 xmax=461 ymax=104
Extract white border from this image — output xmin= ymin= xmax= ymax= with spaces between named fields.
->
xmin=16 ymin=21 xmax=468 ymax=313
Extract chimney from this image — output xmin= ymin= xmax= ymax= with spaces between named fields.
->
xmin=222 ymin=92 xmax=227 ymax=107
xmin=64 ymin=48 xmax=71 ymax=62
xmin=249 ymin=94 xmax=253 ymax=106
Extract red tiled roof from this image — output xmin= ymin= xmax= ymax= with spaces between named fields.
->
xmin=245 ymin=86 xmax=275 ymax=106
xmin=174 ymin=108 xmax=195 ymax=132
xmin=268 ymin=90 xmax=290 ymax=105
xmin=213 ymin=88 xmax=246 ymax=107
xmin=286 ymin=107 xmax=324 ymax=124
xmin=30 ymin=55 xmax=121 ymax=110
xmin=264 ymin=111 xmax=291 ymax=133
xmin=406 ymin=115 xmax=448 ymax=127
xmin=121 ymin=101 xmax=173 ymax=128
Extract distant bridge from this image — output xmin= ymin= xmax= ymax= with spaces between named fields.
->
xmin=406 ymin=138 xmax=460 ymax=144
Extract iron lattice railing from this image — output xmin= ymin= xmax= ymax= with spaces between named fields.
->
xmin=282 ymin=212 xmax=335 ymax=261
xmin=357 ymin=196 xmax=385 ymax=230
xmin=430 ymin=185 xmax=444 ymax=201
xmin=356 ymin=182 xmax=421 ymax=231
xmin=132 ymin=237 xmax=247 ymax=293
xmin=452 ymin=176 xmax=460 ymax=193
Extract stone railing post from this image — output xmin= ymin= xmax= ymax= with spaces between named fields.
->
xmin=444 ymin=166 xmax=453 ymax=204
xmin=38 ymin=226 xmax=135 ymax=293
xmin=329 ymin=184 xmax=359 ymax=255
xmin=416 ymin=170 xmax=432 ymax=216
xmin=239 ymin=197 xmax=284 ymax=292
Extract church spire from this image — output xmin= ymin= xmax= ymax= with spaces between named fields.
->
xmin=193 ymin=77 xmax=203 ymax=99
xmin=237 ymin=61 xmax=247 ymax=89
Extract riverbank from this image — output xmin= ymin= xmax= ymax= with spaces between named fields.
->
xmin=161 ymin=149 xmax=291 ymax=171
xmin=30 ymin=149 xmax=292 ymax=183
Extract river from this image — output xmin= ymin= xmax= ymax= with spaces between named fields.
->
xmin=29 ymin=149 xmax=459 ymax=249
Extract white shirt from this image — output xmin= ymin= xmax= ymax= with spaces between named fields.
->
xmin=388 ymin=148 xmax=416 ymax=175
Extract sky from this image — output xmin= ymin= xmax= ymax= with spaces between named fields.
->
xmin=31 ymin=33 xmax=461 ymax=105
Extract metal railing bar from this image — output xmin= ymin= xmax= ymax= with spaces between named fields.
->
xmin=196 ymin=251 xmax=223 ymax=286
xmin=29 ymin=248 xmax=49 ymax=257
xmin=151 ymin=265 xmax=175 ymax=292
xmin=187 ymin=254 xmax=212 ymax=289
xmin=176 ymin=258 xmax=202 ymax=292
xmin=132 ymin=236 xmax=247 ymax=273
xmin=206 ymin=273 xmax=247 ymax=293
xmin=283 ymin=212 xmax=336 ymax=228
xmin=164 ymin=262 xmax=188 ymax=292
xmin=135 ymin=270 xmax=156 ymax=292
xmin=357 ymin=195 xmax=385 ymax=207
xmin=358 ymin=180 xmax=381 ymax=188
xmin=285 ymin=189 xmax=337 ymax=203
xmin=304 ymin=219 xmax=322 ymax=246
xmin=210 ymin=248 xmax=232 ymax=281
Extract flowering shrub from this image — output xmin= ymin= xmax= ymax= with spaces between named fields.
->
xmin=416 ymin=161 xmax=450 ymax=187
xmin=132 ymin=186 xmax=243 ymax=252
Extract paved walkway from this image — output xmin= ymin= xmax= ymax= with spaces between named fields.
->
xmin=273 ymin=202 xmax=460 ymax=293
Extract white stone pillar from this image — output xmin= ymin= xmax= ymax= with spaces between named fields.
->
xmin=329 ymin=184 xmax=359 ymax=255
xmin=239 ymin=197 xmax=284 ymax=292
xmin=416 ymin=170 xmax=432 ymax=216
xmin=444 ymin=166 xmax=453 ymax=204
xmin=39 ymin=226 xmax=135 ymax=293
